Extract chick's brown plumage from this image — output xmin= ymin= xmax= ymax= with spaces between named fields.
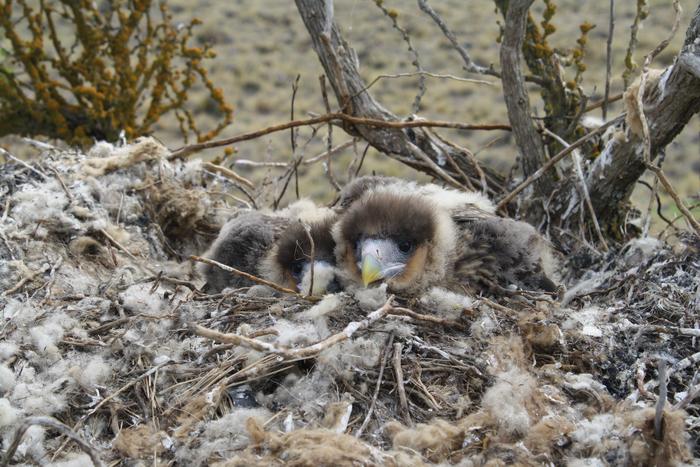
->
xmin=333 ymin=176 xmax=559 ymax=295
xmin=201 ymin=202 xmax=340 ymax=294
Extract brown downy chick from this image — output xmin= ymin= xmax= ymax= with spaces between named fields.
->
xmin=260 ymin=215 xmax=341 ymax=295
xmin=334 ymin=191 xmax=457 ymax=293
xmin=199 ymin=210 xmax=289 ymax=293
xmin=451 ymin=212 xmax=559 ymax=294
xmin=334 ymin=177 xmax=559 ymax=295
xmin=200 ymin=202 xmax=340 ymax=295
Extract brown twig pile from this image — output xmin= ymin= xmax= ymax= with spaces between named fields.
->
xmin=0 ymin=140 xmax=698 ymax=466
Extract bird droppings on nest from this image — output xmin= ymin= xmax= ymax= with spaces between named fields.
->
xmin=0 ymin=140 xmax=699 ymax=465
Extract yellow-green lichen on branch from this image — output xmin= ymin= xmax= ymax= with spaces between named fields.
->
xmin=0 ymin=0 xmax=233 ymax=146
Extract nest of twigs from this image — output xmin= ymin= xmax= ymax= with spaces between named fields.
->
xmin=0 ymin=139 xmax=698 ymax=466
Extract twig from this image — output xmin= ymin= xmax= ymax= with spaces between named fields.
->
xmin=642 ymin=159 xmax=662 ymax=237
xmin=47 ymin=166 xmax=73 ymax=201
xmin=651 ymin=169 xmax=700 ymax=236
xmin=393 ymin=342 xmax=412 ymax=426
xmin=585 ymin=92 xmax=623 ymax=113
xmin=300 ymin=139 xmax=355 ymax=165
xmin=360 ymin=72 xmax=493 ymax=97
xmin=0 ymin=147 xmax=47 ymax=180
xmin=660 ymin=202 xmax=700 ymax=239
xmin=273 ymin=155 xmax=304 ymax=210
xmin=100 ymin=228 xmax=155 ymax=274
xmin=390 ymin=307 xmax=462 ymax=327
xmin=190 ymin=255 xmax=318 ymax=301
xmin=431 ymin=132 xmax=486 ymax=193
xmin=622 ymin=0 xmax=649 ymax=88
xmin=302 ymin=222 xmax=316 ymax=296
xmin=1 ymin=416 xmax=105 ymax=467
xmin=641 ymin=351 xmax=700 ymax=396
xmin=634 ymin=2 xmax=698 ymax=235
xmin=291 ymin=74 xmax=301 ymax=198
xmin=603 ymin=0 xmax=615 ymax=120
xmin=168 ymin=113 xmax=511 ymax=159
xmin=417 ymin=0 xmax=547 ymax=86
xmin=374 ymin=0 xmax=425 ymax=113
xmin=354 ymin=143 xmax=371 ymax=177
xmin=654 ymin=359 xmax=667 ymax=441
xmin=673 ymin=372 xmax=700 ymax=410
xmin=192 ymin=324 xmax=282 ymax=354
xmin=319 ymin=75 xmax=341 ymax=191
xmin=497 ymin=116 xmax=624 ymax=210
xmin=417 ymin=0 xmax=490 ymax=75
xmin=1 ymin=266 xmax=43 ymax=296
xmin=356 ymin=334 xmax=394 ymax=438
xmin=405 ymin=141 xmax=464 ymax=190
xmin=193 ymin=296 xmax=396 ymax=360
xmin=542 ymin=128 xmax=609 ymax=251
xmin=202 ymin=162 xmax=254 ymax=189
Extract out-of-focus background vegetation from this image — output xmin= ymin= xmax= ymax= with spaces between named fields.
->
xmin=1 ymin=0 xmax=698 ymax=221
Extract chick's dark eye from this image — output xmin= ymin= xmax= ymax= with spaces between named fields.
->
xmin=291 ymin=262 xmax=304 ymax=276
xmin=398 ymin=241 xmax=412 ymax=253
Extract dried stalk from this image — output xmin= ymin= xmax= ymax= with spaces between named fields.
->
xmin=1 ymin=417 xmax=105 ymax=467
xmin=542 ymin=128 xmax=608 ymax=251
xmin=634 ymin=1 xmax=699 ymax=235
xmin=393 ymin=342 xmax=412 ymax=426
xmin=202 ymin=162 xmax=254 ymax=189
xmin=193 ymin=296 xmax=396 ymax=360
xmin=170 ymin=113 xmax=511 ymax=159
xmin=497 ymin=116 xmax=623 ymax=211
xmin=190 ymin=255 xmax=318 ymax=301
xmin=603 ymin=0 xmax=615 ymax=120
xmin=355 ymin=334 xmax=394 ymax=438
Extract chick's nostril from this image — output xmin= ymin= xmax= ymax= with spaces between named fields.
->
xmin=326 ymin=277 xmax=341 ymax=293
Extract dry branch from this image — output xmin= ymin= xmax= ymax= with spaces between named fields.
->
xmin=202 ymin=162 xmax=255 ymax=189
xmin=497 ymin=116 xmax=623 ymax=211
xmin=499 ymin=0 xmax=554 ymax=198
xmin=294 ymin=0 xmax=506 ymax=192
xmin=169 ymin=112 xmax=510 ymax=159
xmin=1 ymin=417 xmax=105 ymax=467
xmin=190 ymin=255 xmax=318 ymax=301
xmin=193 ymin=296 xmax=396 ymax=360
xmin=581 ymin=4 xmax=700 ymax=225
xmin=393 ymin=342 xmax=412 ymax=426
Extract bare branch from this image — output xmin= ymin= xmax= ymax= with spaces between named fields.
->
xmin=202 ymin=161 xmax=254 ymax=189
xmin=393 ymin=342 xmax=412 ymax=426
xmin=497 ymin=116 xmax=624 ymax=211
xmin=1 ymin=417 xmax=105 ymax=467
xmin=499 ymin=0 xmax=554 ymax=196
xmin=294 ymin=0 xmax=507 ymax=192
xmin=193 ymin=296 xmax=396 ymax=360
xmin=190 ymin=255 xmax=320 ymax=301
xmin=169 ymin=112 xmax=510 ymax=159
xmin=417 ymin=0 xmax=489 ymax=75
xmin=603 ymin=0 xmax=615 ymax=120
xmin=542 ymin=128 xmax=609 ymax=251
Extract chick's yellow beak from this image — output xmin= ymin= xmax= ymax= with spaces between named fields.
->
xmin=361 ymin=254 xmax=383 ymax=287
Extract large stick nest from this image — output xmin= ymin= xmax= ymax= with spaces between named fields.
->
xmin=0 ymin=139 xmax=698 ymax=466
